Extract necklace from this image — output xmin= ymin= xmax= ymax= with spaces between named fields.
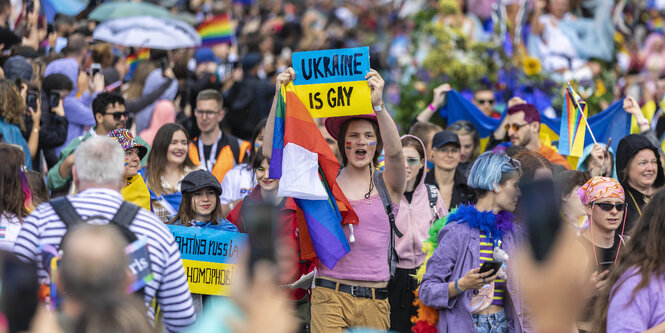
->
xmin=364 ymin=163 xmax=374 ymax=199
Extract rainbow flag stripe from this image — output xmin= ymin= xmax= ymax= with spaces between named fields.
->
xmin=197 ymin=14 xmax=233 ymax=47
xmin=0 ymin=225 xmax=5 ymax=239
xmin=558 ymin=83 xmax=588 ymax=157
xmin=125 ymin=48 xmax=150 ymax=80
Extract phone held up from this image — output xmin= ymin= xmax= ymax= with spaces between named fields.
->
xmin=26 ymin=90 xmax=38 ymax=110
xmin=90 ymin=63 xmax=102 ymax=77
xmin=242 ymin=201 xmax=277 ymax=276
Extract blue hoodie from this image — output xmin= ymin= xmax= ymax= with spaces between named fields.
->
xmin=44 ymin=58 xmax=97 ymax=155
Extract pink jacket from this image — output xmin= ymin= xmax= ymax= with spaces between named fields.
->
xmin=396 ymin=135 xmax=447 ymax=269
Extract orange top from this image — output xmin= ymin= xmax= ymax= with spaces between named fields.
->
xmin=189 ymin=138 xmax=251 ymax=183
xmin=539 ymin=144 xmax=571 ymax=170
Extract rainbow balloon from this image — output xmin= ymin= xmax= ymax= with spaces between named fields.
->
xmin=196 ymin=14 xmax=233 ymax=47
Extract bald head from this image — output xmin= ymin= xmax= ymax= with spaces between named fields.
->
xmin=59 ymin=224 xmax=129 ymax=302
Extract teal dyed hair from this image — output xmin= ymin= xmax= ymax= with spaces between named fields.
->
xmin=468 ymin=152 xmax=521 ymax=192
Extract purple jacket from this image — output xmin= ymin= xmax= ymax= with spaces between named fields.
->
xmin=607 ymin=268 xmax=665 ymax=332
xmin=419 ymin=221 xmax=530 ymax=333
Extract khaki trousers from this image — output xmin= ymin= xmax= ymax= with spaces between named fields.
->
xmin=310 ymin=285 xmax=390 ymax=333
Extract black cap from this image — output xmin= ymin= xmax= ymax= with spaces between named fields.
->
xmin=181 ymin=170 xmax=222 ymax=196
xmin=431 ymin=130 xmax=460 ymax=149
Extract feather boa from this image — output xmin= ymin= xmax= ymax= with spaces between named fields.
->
xmin=410 ymin=205 xmax=515 ymax=332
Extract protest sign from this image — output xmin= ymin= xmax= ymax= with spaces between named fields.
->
xmin=125 ymin=238 xmax=154 ymax=292
xmin=292 ymin=46 xmax=373 ymax=118
xmin=168 ymin=225 xmax=248 ymax=296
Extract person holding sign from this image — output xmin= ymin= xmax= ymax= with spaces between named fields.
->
xmin=264 ymin=67 xmax=406 ymax=332
xmin=168 ymin=169 xmax=238 ymax=314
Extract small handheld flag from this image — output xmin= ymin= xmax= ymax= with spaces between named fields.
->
xmin=558 ymin=83 xmax=595 ymax=156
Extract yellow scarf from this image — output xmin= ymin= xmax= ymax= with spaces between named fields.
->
xmin=121 ymin=174 xmax=151 ymax=211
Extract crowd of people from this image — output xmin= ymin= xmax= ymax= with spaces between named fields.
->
xmin=2 ymin=0 xmax=665 ymax=333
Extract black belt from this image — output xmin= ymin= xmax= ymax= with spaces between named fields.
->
xmin=315 ymin=278 xmax=388 ymax=300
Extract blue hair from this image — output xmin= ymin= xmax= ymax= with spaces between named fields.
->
xmin=468 ymin=152 xmax=521 ymax=191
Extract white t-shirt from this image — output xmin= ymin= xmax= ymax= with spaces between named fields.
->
xmin=220 ymin=164 xmax=256 ymax=205
xmin=537 ymin=13 xmax=584 ymax=71
xmin=0 ymin=213 xmax=23 ymax=252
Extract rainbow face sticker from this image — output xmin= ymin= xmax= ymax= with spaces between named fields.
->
xmin=345 ymin=142 xmax=352 ymax=150
xmin=124 ymin=157 xmax=130 ymax=166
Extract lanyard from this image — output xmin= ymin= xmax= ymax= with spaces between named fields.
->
xmin=627 ymin=190 xmax=642 ymax=216
xmin=88 ymin=127 xmax=98 ymax=137
xmin=198 ymin=132 xmax=221 ymax=172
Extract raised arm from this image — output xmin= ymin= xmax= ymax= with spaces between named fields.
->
xmin=366 ymin=69 xmax=406 ymax=203
xmin=263 ymin=68 xmax=296 ymax=159
xmin=415 ymin=83 xmax=450 ymax=123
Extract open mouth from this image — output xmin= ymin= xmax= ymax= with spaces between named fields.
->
xmin=355 ymin=149 xmax=367 ymax=159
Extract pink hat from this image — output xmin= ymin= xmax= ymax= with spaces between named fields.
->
xmin=324 ymin=114 xmax=377 ymax=141
xmin=576 ymin=177 xmax=625 ymax=205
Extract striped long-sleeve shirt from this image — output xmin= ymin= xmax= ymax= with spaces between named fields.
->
xmin=13 ymin=188 xmax=196 ymax=332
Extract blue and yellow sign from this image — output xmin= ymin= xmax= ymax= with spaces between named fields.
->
xmin=168 ymin=225 xmax=247 ymax=296
xmin=292 ymin=47 xmax=373 ymax=118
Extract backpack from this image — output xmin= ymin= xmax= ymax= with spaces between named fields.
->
xmin=425 ymin=184 xmax=441 ymax=222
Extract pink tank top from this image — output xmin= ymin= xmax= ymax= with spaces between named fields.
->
xmin=318 ymin=194 xmax=399 ymax=282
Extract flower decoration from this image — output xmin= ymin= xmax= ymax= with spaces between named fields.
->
xmin=523 ymin=56 xmax=542 ymax=76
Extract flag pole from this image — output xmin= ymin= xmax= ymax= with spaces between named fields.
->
xmin=568 ymin=83 xmax=597 ymax=144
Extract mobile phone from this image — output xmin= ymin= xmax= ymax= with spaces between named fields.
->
xmin=242 ymin=201 xmax=276 ymax=273
xmin=49 ymin=91 xmax=60 ymax=109
xmin=26 ymin=90 xmax=38 ymax=110
xmin=519 ymin=179 xmax=562 ymax=262
xmin=47 ymin=23 xmax=54 ymax=34
xmin=479 ymin=260 xmax=503 ymax=275
xmin=160 ymin=58 xmax=168 ymax=71
xmin=90 ymin=63 xmax=102 ymax=77
xmin=25 ymin=0 xmax=33 ymax=13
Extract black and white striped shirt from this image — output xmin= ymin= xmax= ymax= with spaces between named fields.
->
xmin=13 ymin=188 xmax=196 ymax=332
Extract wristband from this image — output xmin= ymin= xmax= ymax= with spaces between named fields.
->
xmin=454 ymin=278 xmax=464 ymax=294
xmin=639 ymin=119 xmax=649 ymax=127
xmin=373 ymin=104 xmax=383 ymax=112
xmin=428 ymin=103 xmax=436 ymax=111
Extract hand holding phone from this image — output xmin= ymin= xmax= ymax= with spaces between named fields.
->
xmin=26 ymin=90 xmax=38 ymax=110
xmin=479 ymin=260 xmax=503 ymax=276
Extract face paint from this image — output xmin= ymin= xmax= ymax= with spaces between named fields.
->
xmin=125 ymin=157 xmax=129 ymax=166
xmin=254 ymin=141 xmax=262 ymax=151
xmin=369 ymin=141 xmax=376 ymax=147
xmin=345 ymin=142 xmax=352 ymax=150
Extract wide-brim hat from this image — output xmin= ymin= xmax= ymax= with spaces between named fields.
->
xmin=107 ymin=129 xmax=148 ymax=160
xmin=325 ymin=114 xmax=378 ymax=141
xmin=181 ymin=170 xmax=222 ymax=196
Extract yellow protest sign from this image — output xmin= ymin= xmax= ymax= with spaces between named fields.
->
xmin=292 ymin=47 xmax=373 ymax=118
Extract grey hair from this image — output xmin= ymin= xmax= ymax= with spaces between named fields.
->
xmin=74 ymin=136 xmax=125 ymax=187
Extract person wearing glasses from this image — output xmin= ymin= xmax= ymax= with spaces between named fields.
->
xmin=425 ymin=130 xmax=476 ymax=211
xmin=504 ymin=103 xmax=571 ymax=169
xmin=188 ymin=89 xmax=252 ymax=184
xmin=575 ymin=176 xmax=628 ymax=331
xmin=47 ymin=92 xmax=150 ymax=196
xmin=389 ymin=135 xmax=447 ymax=333
xmin=473 ymin=86 xmax=500 ymax=119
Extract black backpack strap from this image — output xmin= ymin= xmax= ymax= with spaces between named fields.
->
xmin=372 ymin=170 xmax=403 ymax=238
xmin=372 ymin=170 xmax=401 ymax=278
xmin=110 ymin=201 xmax=141 ymax=228
xmin=49 ymin=197 xmax=83 ymax=228
xmin=425 ymin=184 xmax=441 ymax=221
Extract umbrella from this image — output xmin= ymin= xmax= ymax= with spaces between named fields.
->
xmin=88 ymin=2 xmax=172 ymax=22
xmin=93 ymin=16 xmax=201 ymax=50
xmin=42 ymin=0 xmax=89 ymax=22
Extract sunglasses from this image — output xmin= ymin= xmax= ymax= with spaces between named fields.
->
xmin=104 ymin=111 xmax=129 ymax=121
xmin=476 ymin=99 xmax=495 ymax=105
xmin=592 ymin=202 xmax=627 ymax=212
xmin=406 ymin=157 xmax=421 ymax=166
xmin=505 ymin=123 xmax=529 ymax=132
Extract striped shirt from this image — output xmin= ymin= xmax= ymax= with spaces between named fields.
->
xmin=479 ymin=233 xmax=505 ymax=307
xmin=13 ymin=188 xmax=196 ymax=332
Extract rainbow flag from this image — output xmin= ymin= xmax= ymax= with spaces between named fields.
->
xmin=125 ymin=48 xmax=150 ymax=81
xmin=269 ymin=83 xmax=358 ymax=269
xmin=197 ymin=14 xmax=233 ymax=47
xmin=558 ymin=83 xmax=588 ymax=157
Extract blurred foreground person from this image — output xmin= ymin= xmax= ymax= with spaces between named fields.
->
xmin=56 ymin=224 xmax=153 ymax=333
xmin=14 ymin=136 xmax=195 ymax=332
